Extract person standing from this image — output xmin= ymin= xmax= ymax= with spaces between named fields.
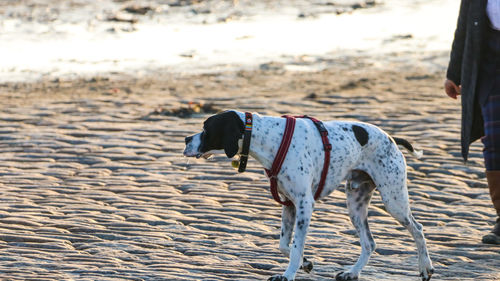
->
xmin=445 ymin=0 xmax=500 ymax=244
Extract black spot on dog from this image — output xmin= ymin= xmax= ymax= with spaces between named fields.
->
xmin=356 ymin=190 xmax=365 ymax=203
xmin=352 ymin=125 xmax=368 ymax=146
xmin=299 ymin=200 xmax=305 ymax=210
xmin=415 ymin=221 xmax=423 ymax=231
xmin=297 ymin=219 xmax=305 ymax=230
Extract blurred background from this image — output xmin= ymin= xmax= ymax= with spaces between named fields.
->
xmin=0 ymin=0 xmax=458 ymax=82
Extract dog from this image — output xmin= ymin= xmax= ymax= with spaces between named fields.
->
xmin=183 ymin=110 xmax=434 ymax=281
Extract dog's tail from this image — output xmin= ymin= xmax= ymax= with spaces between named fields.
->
xmin=393 ymin=137 xmax=423 ymax=159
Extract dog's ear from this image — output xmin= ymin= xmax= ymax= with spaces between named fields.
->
xmin=223 ymin=112 xmax=244 ymax=158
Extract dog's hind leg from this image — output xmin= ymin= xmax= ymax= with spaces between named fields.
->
xmin=335 ymin=170 xmax=376 ymax=281
xmin=373 ymin=161 xmax=434 ymax=281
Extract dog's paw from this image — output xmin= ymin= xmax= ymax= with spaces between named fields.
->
xmin=335 ymin=271 xmax=358 ymax=281
xmin=301 ymin=257 xmax=313 ymax=273
xmin=267 ymin=275 xmax=288 ymax=281
xmin=419 ymin=267 xmax=434 ymax=281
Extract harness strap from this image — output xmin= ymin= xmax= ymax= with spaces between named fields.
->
xmin=266 ymin=115 xmax=332 ymax=206
xmin=265 ymin=116 xmax=296 ymax=206
xmin=303 ymin=116 xmax=332 ymax=201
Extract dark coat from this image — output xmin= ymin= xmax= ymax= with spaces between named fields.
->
xmin=446 ymin=0 xmax=488 ymax=161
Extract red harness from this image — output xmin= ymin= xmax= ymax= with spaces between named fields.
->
xmin=263 ymin=115 xmax=332 ymax=206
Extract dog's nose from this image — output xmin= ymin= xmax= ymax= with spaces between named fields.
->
xmin=185 ymin=136 xmax=193 ymax=145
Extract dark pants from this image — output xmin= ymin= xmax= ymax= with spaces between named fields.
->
xmin=479 ymin=25 xmax=500 ymax=171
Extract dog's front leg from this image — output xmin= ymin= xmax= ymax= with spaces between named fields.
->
xmin=279 ymin=204 xmax=314 ymax=275
xmin=269 ymin=195 xmax=314 ymax=281
xmin=279 ymin=204 xmax=295 ymax=258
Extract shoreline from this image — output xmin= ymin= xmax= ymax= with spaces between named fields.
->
xmin=0 ymin=0 xmax=458 ymax=83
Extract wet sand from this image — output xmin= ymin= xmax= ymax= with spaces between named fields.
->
xmin=0 ymin=51 xmax=499 ymax=280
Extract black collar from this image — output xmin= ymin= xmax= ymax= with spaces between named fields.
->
xmin=238 ymin=112 xmax=253 ymax=173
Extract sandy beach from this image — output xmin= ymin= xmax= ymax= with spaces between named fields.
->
xmin=0 ymin=0 xmax=499 ymax=280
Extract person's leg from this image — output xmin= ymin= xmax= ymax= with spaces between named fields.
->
xmin=481 ymin=92 xmax=500 ymax=244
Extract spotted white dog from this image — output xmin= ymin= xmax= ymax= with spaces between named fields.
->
xmin=183 ymin=110 xmax=434 ymax=281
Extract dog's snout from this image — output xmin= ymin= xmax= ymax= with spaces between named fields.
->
xmin=185 ymin=136 xmax=193 ymax=145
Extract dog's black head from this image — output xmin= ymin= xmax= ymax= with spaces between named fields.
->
xmin=184 ymin=111 xmax=244 ymax=158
